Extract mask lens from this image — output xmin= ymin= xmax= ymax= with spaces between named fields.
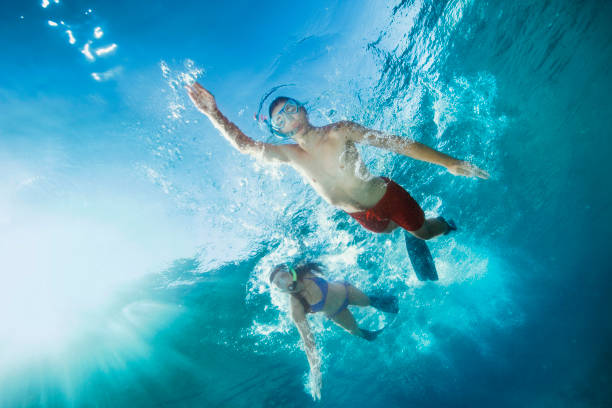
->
xmin=274 ymin=273 xmax=293 ymax=292
xmin=269 ymin=100 xmax=301 ymax=135
xmin=285 ymin=101 xmax=298 ymax=114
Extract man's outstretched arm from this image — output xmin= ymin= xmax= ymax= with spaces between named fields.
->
xmin=186 ymin=82 xmax=289 ymax=162
xmin=338 ymin=121 xmax=489 ymax=179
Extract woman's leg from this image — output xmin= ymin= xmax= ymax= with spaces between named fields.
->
xmin=346 ymin=283 xmax=399 ymax=312
xmin=345 ymin=283 xmax=399 ymax=313
xmin=330 ymin=309 xmax=382 ymax=341
xmin=345 ymin=283 xmax=370 ymax=306
xmin=330 ymin=308 xmax=362 ymax=336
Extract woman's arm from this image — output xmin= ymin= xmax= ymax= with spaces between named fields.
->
xmin=290 ymin=297 xmax=322 ymax=400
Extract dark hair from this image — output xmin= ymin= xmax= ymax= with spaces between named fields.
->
xmin=268 ymin=261 xmax=323 ymax=284
xmin=268 ymin=96 xmax=290 ymax=118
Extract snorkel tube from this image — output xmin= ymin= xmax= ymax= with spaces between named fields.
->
xmin=286 ymin=264 xmax=298 ymax=291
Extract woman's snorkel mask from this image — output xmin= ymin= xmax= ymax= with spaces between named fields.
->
xmin=254 ymin=85 xmax=304 ymax=139
xmin=269 ymin=263 xmax=299 ymax=292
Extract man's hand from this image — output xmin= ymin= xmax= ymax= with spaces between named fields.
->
xmin=186 ymin=82 xmax=217 ymax=116
xmin=447 ymin=161 xmax=490 ymax=179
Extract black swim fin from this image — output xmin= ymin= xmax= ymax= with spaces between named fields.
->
xmin=404 ymin=231 xmax=438 ymax=281
xmin=361 ymin=328 xmax=384 ymax=341
xmin=369 ymin=295 xmax=399 ymax=314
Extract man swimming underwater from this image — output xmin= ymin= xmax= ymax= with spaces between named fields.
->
xmin=186 ymin=82 xmax=488 ymax=240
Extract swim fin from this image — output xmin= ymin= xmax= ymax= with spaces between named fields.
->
xmin=404 ymin=231 xmax=438 ymax=281
xmin=369 ymin=295 xmax=399 ymax=314
xmin=361 ymin=328 xmax=384 ymax=341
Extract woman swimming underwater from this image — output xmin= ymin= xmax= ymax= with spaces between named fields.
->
xmin=268 ymin=262 xmax=399 ymax=399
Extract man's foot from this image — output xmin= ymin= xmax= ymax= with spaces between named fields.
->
xmin=437 ymin=216 xmax=457 ymax=235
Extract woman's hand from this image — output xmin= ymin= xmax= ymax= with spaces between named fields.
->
xmin=447 ymin=160 xmax=490 ymax=179
xmin=185 ymin=82 xmax=218 ymax=116
xmin=308 ymin=366 xmax=322 ymax=400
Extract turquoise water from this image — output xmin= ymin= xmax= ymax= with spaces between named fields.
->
xmin=1 ymin=0 xmax=611 ymax=407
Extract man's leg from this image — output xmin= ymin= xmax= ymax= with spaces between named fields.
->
xmin=382 ymin=220 xmax=399 ymax=233
xmin=409 ymin=217 xmax=449 ymax=240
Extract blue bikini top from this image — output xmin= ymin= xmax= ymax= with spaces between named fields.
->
xmin=291 ymin=275 xmax=328 ymax=314
xmin=303 ymin=276 xmax=328 ymax=313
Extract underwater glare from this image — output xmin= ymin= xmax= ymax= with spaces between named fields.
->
xmin=0 ymin=0 xmax=611 ymax=407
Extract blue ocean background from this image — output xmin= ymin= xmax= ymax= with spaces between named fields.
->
xmin=1 ymin=0 xmax=611 ymax=407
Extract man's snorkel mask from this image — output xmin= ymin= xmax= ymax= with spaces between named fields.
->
xmin=254 ymin=85 xmax=305 ymax=139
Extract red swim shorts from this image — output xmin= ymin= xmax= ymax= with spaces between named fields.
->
xmin=347 ymin=178 xmax=425 ymax=233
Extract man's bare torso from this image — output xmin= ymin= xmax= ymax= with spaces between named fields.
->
xmin=282 ymin=125 xmax=387 ymax=213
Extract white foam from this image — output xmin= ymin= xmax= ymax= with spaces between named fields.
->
xmin=91 ymin=66 xmax=122 ymax=82
xmin=142 ymin=165 xmax=173 ymax=195
xmin=48 ymin=20 xmax=58 ymax=26
xmin=160 ymin=60 xmax=170 ymax=77
xmin=94 ymin=27 xmax=103 ymax=39
xmin=94 ymin=43 xmax=117 ymax=56
xmin=168 ymin=101 xmax=184 ymax=120
xmin=81 ymin=41 xmax=94 ymax=61
xmin=159 ymin=59 xmax=205 ymax=123
xmin=65 ymin=30 xmax=75 ymax=44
